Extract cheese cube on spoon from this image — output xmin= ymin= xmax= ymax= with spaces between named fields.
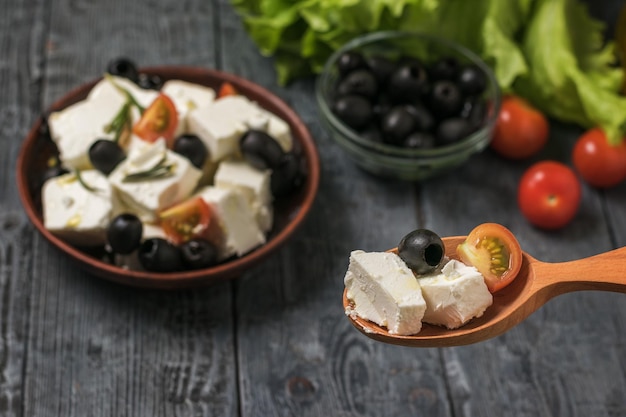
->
xmin=344 ymin=250 xmax=427 ymax=335
xmin=419 ymin=259 xmax=493 ymax=329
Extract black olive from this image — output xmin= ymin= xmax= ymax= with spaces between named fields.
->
xmin=337 ymin=69 xmax=378 ymax=100
xmin=387 ymin=62 xmax=429 ymax=103
xmin=336 ymin=51 xmax=366 ymax=76
xmin=457 ymin=64 xmax=487 ymax=96
xmin=88 ymin=139 xmax=126 ymax=175
xmin=398 ymin=229 xmax=445 ymax=275
xmin=429 ymin=80 xmax=463 ymax=119
xmin=436 ymin=118 xmax=472 ymax=146
xmin=460 ymin=97 xmax=487 ymax=130
xmin=180 ymin=239 xmax=218 ymax=270
xmin=372 ymin=98 xmax=392 ymax=121
xmin=107 ymin=213 xmax=143 ymax=255
xmin=239 ymin=130 xmax=285 ymax=170
xmin=366 ymin=55 xmax=396 ymax=85
xmin=137 ymin=73 xmax=163 ymax=90
xmin=138 ymin=238 xmax=183 ymax=272
xmin=39 ymin=113 xmax=51 ymax=139
xmin=359 ymin=124 xmax=384 ymax=143
xmin=403 ymin=132 xmax=436 ymax=149
xmin=106 ymin=57 xmax=139 ymax=83
xmin=271 ymin=152 xmax=305 ymax=197
xmin=429 ymin=57 xmax=460 ymax=81
xmin=381 ymin=106 xmax=416 ymax=145
xmin=405 ymin=104 xmax=435 ymax=132
xmin=173 ymin=134 xmax=208 ymax=169
xmin=332 ymin=95 xmax=373 ymax=130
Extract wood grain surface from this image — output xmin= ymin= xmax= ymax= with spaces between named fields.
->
xmin=1 ymin=0 xmax=625 ymax=416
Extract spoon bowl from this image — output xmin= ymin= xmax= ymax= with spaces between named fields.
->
xmin=343 ymin=236 xmax=626 ymax=347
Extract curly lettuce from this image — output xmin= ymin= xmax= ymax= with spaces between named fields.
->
xmin=231 ymin=0 xmax=626 ymax=142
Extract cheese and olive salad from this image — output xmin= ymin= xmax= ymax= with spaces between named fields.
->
xmin=40 ymin=58 xmax=305 ymax=273
xmin=344 ymin=229 xmax=493 ymax=335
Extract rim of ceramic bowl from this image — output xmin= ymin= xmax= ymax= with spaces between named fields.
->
xmin=315 ymin=30 xmax=501 ymax=160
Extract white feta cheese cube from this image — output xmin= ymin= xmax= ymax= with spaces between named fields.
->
xmin=419 ymin=260 xmax=493 ymax=329
xmin=187 ymin=101 xmax=247 ymax=162
xmin=108 ymin=139 xmax=202 ymax=221
xmin=345 ymin=250 xmax=426 ymax=335
xmin=42 ymin=170 xmax=113 ymax=246
xmin=88 ymin=75 xmax=159 ymax=109
xmin=161 ymin=80 xmax=216 ymax=136
xmin=48 ymin=95 xmax=124 ymax=169
xmin=187 ymin=95 xmax=293 ymax=162
xmin=196 ymin=186 xmax=266 ymax=260
xmin=213 ymin=160 xmax=273 ymax=232
xmin=48 ymin=76 xmax=158 ymax=170
xmin=343 ymin=270 xmax=385 ymax=325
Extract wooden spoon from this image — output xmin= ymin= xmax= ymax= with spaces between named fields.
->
xmin=343 ymin=236 xmax=626 ymax=347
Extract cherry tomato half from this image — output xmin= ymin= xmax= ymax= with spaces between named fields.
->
xmin=217 ymin=82 xmax=238 ymax=98
xmin=517 ymin=161 xmax=581 ymax=230
xmin=456 ymin=223 xmax=522 ymax=293
xmin=490 ymin=96 xmax=549 ymax=160
xmin=159 ymin=197 xmax=215 ymax=245
xmin=572 ymin=128 xmax=626 ymax=188
xmin=133 ymin=94 xmax=179 ymax=146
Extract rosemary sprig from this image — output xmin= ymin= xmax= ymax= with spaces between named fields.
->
xmin=122 ymin=154 xmax=176 ymax=183
xmin=103 ymin=73 xmax=146 ymax=144
xmin=104 ymin=101 xmax=132 ymax=143
xmin=75 ymin=170 xmax=102 ymax=193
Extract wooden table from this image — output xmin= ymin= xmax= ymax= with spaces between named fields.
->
xmin=2 ymin=0 xmax=625 ymax=415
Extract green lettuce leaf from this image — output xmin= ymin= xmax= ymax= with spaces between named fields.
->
xmin=514 ymin=0 xmax=626 ymax=143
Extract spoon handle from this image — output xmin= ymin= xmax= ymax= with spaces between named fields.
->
xmin=534 ymin=246 xmax=626 ymax=294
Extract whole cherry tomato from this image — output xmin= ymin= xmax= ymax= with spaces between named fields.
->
xmin=517 ymin=161 xmax=581 ymax=230
xmin=490 ymin=96 xmax=549 ymax=159
xmin=572 ymin=128 xmax=626 ymax=188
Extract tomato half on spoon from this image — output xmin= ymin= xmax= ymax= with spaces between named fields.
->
xmin=456 ymin=223 xmax=522 ymax=293
xmin=159 ymin=197 xmax=216 ymax=245
xmin=133 ymin=94 xmax=179 ymax=146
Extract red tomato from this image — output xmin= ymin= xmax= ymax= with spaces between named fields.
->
xmin=517 ymin=161 xmax=581 ymax=230
xmin=490 ymin=96 xmax=549 ymax=159
xmin=572 ymin=128 xmax=626 ymax=188
xmin=159 ymin=197 xmax=216 ymax=245
xmin=133 ymin=94 xmax=179 ymax=146
xmin=456 ymin=223 xmax=522 ymax=293
xmin=217 ymin=82 xmax=238 ymax=98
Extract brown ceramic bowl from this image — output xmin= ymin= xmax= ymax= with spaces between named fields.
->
xmin=16 ymin=66 xmax=320 ymax=289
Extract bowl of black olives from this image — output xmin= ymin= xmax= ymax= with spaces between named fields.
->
xmin=16 ymin=66 xmax=320 ymax=289
xmin=316 ymin=31 xmax=501 ymax=181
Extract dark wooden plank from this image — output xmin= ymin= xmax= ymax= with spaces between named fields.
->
xmin=0 ymin=0 xmax=50 ymax=414
xmin=21 ymin=0 xmax=240 ymax=415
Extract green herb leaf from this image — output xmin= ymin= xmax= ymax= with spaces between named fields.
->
xmin=75 ymin=170 xmax=102 ymax=193
xmin=122 ymin=154 xmax=176 ymax=183
xmin=102 ymin=74 xmax=147 ymax=144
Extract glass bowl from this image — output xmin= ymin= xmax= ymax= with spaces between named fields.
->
xmin=316 ymin=31 xmax=501 ymax=181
